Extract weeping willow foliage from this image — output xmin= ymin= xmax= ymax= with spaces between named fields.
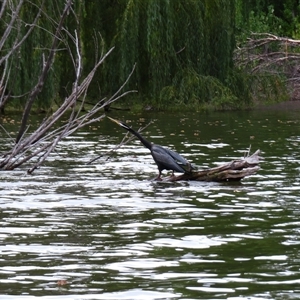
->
xmin=97 ymin=0 xmax=251 ymax=109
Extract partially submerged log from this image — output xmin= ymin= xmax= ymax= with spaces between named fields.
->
xmin=166 ymin=150 xmax=262 ymax=182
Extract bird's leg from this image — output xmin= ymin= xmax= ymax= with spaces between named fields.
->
xmin=154 ymin=170 xmax=162 ymax=181
xmin=168 ymin=171 xmax=176 ymax=179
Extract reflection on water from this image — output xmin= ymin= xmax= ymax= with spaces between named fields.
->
xmin=0 ymin=108 xmax=300 ymax=299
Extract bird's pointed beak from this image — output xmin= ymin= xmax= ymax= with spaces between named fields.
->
xmin=107 ymin=116 xmax=122 ymax=126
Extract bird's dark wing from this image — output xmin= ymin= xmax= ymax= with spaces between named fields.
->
xmin=151 ymin=145 xmax=190 ymax=173
xmin=164 ymin=147 xmax=188 ymax=164
xmin=152 ymin=147 xmax=185 ymax=172
xmin=165 ymin=147 xmax=195 ymax=172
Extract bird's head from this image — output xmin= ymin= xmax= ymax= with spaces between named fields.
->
xmin=107 ymin=116 xmax=131 ymax=131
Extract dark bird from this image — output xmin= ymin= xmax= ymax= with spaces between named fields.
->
xmin=108 ymin=117 xmax=195 ymax=180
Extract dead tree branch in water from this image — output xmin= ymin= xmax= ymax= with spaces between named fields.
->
xmin=0 ymin=2 xmax=137 ymax=172
xmin=0 ymin=53 xmax=136 ymax=172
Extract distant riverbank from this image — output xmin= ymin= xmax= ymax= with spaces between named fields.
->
xmin=255 ymin=100 xmax=300 ymax=111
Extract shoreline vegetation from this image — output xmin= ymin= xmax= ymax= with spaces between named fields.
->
xmin=1 ymin=95 xmax=299 ymax=115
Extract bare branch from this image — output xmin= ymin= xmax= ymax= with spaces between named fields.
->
xmin=235 ymin=33 xmax=300 ymax=76
xmin=0 ymin=0 xmax=8 ymax=19
xmin=15 ymin=0 xmax=73 ymax=144
xmin=0 ymin=0 xmax=45 ymax=65
xmin=87 ymin=121 xmax=153 ymax=165
xmin=0 ymin=0 xmax=24 ymax=51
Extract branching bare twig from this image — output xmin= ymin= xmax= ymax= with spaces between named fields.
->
xmin=0 ymin=1 xmax=45 ymax=113
xmin=15 ymin=0 xmax=72 ymax=144
xmin=235 ymin=32 xmax=300 ymax=100
xmin=0 ymin=0 xmax=45 ymax=65
xmin=235 ymin=33 xmax=300 ymax=74
xmin=0 ymin=0 xmax=8 ymax=20
xmin=87 ymin=120 xmax=153 ymax=165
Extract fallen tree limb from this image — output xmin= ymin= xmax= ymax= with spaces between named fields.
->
xmin=165 ymin=149 xmax=262 ymax=182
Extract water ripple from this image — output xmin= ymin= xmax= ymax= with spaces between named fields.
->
xmin=1 ymin=111 xmax=300 ymax=299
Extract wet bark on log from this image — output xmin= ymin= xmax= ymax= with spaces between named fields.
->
xmin=165 ymin=150 xmax=262 ymax=182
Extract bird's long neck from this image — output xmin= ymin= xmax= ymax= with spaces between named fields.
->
xmin=127 ymin=127 xmax=152 ymax=150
